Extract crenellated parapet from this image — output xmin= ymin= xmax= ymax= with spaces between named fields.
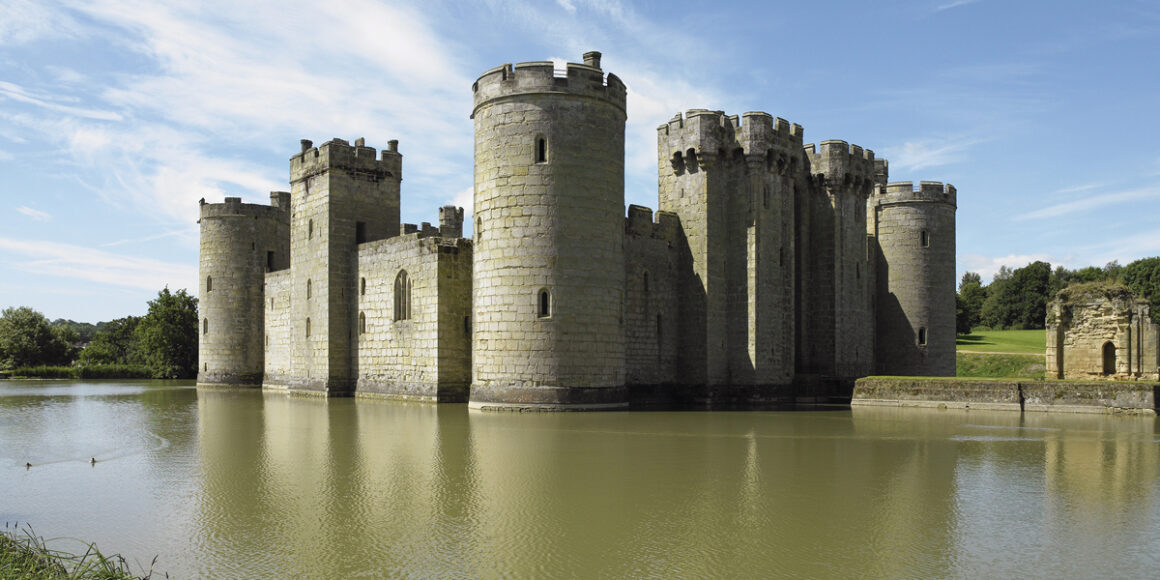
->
xmin=658 ymin=109 xmax=804 ymax=175
xmin=873 ymin=181 xmax=957 ymax=208
xmin=625 ymin=204 xmax=682 ymax=242
xmin=198 ymin=194 xmax=290 ymax=222
xmin=804 ymin=140 xmax=876 ymax=194
xmin=289 ymin=137 xmax=402 ymax=183
xmin=471 ymin=51 xmax=626 ymax=118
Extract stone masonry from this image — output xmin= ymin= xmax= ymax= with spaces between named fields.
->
xmin=196 ymin=51 xmax=959 ymax=409
xmin=1046 ymin=284 xmax=1160 ymax=380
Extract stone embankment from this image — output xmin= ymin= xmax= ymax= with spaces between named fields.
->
xmin=853 ymin=377 xmax=1157 ymax=415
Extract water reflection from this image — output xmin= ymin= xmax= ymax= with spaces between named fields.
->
xmin=4 ymin=382 xmax=1160 ymax=578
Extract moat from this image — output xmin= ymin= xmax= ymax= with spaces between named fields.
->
xmin=3 ymin=380 xmax=1160 ymax=578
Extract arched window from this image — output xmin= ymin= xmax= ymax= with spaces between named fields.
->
xmin=535 ymin=136 xmax=547 ymax=163
xmin=394 ymin=270 xmax=411 ymax=321
xmin=306 ymin=279 xmax=312 ymax=299
xmin=538 ymin=288 xmax=551 ymax=318
xmin=359 ymin=312 xmax=366 ymax=335
xmin=306 ymin=317 xmax=311 ymax=337
xmin=206 ymin=275 xmax=212 ymax=292
xmin=203 ymin=318 xmax=208 ymax=335
xmin=1103 ymin=341 xmax=1116 ymax=375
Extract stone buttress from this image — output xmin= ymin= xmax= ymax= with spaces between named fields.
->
xmin=469 ymin=52 xmax=629 ymax=409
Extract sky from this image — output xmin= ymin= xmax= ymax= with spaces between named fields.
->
xmin=1 ymin=0 xmax=1159 ymax=323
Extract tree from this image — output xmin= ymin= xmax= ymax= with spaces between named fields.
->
xmin=79 ymin=316 xmax=142 ymax=365
xmin=980 ymin=261 xmax=1052 ymax=329
xmin=1121 ymin=257 xmax=1160 ymax=323
xmin=957 ymin=271 xmax=987 ymax=333
xmin=133 ymin=288 xmax=198 ymax=379
xmin=0 ymin=307 xmax=76 ymax=368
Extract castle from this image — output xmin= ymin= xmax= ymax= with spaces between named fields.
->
xmin=197 ymin=52 xmax=957 ymax=410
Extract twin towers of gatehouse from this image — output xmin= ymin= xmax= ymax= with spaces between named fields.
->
xmin=197 ymin=51 xmax=957 ymax=409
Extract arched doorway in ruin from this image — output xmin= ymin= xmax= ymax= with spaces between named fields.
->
xmin=1102 ymin=341 xmax=1116 ymax=375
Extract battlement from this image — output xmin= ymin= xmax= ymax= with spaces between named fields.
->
xmin=289 ymin=137 xmax=402 ymax=182
xmin=804 ymin=140 xmax=877 ymax=191
xmin=199 ymin=195 xmax=290 ymax=221
xmin=471 ymin=51 xmax=627 ymax=117
xmin=875 ymin=181 xmax=957 ymax=206
xmin=439 ymin=205 xmax=464 ymax=239
xmin=625 ymin=204 xmax=681 ymax=242
xmin=659 ymin=109 xmax=805 ymax=174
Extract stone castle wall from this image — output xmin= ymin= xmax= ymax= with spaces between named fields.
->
xmin=1047 ymin=286 xmax=1160 ymax=380
xmin=624 ymin=206 xmax=681 ymax=386
xmin=263 ymin=269 xmax=292 ymax=387
xmin=870 ymin=181 xmax=957 ymax=376
xmin=355 ymin=234 xmax=471 ymax=401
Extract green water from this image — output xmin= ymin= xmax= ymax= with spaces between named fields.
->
xmin=2 ymin=380 xmax=1159 ymax=578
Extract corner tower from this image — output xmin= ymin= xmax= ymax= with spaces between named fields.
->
xmin=197 ymin=194 xmax=290 ymax=388
xmin=469 ymin=51 xmax=628 ymax=410
xmin=870 ymin=181 xmax=957 ymax=376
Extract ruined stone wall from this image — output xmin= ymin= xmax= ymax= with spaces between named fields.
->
xmin=263 ymin=269 xmax=292 ymax=388
xmin=355 ymin=234 xmax=472 ymax=401
xmin=870 ymin=181 xmax=956 ymax=376
xmin=469 ymin=53 xmax=628 ymax=409
xmin=1046 ymin=286 xmax=1160 ymax=380
xmin=197 ymin=193 xmax=289 ymax=388
xmin=624 ymin=207 xmax=681 ymax=386
xmin=802 ymin=141 xmax=876 ymax=379
xmin=287 ymin=138 xmax=401 ymax=394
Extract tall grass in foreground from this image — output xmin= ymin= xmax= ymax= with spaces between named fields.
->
xmin=0 ymin=523 xmax=161 ymax=579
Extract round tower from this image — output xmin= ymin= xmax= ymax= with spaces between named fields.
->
xmin=197 ymin=194 xmax=290 ymax=388
xmin=870 ymin=181 xmax=957 ymax=376
xmin=469 ymin=51 xmax=628 ymax=410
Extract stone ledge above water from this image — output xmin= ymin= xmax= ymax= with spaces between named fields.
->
xmin=854 ymin=377 xmax=1158 ymax=415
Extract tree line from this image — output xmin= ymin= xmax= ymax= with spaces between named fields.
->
xmin=957 ymin=257 xmax=1160 ymax=334
xmin=0 ymin=288 xmax=199 ymax=379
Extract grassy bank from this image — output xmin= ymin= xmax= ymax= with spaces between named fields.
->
xmin=4 ymin=365 xmax=153 ymax=380
xmin=0 ymin=524 xmax=157 ymax=579
xmin=956 ymin=329 xmax=1046 ymax=353
xmin=957 ymin=352 xmax=1046 ymax=379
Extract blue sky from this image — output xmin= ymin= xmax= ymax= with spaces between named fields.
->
xmin=2 ymin=0 xmax=1158 ymax=322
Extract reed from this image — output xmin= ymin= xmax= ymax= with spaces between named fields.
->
xmin=0 ymin=523 xmax=161 ymax=579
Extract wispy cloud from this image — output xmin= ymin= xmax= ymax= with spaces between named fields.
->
xmin=557 ymin=0 xmax=576 ymax=14
xmin=15 ymin=205 xmax=50 ymax=221
xmin=0 ymin=0 xmax=86 ymax=45
xmin=0 ymin=237 xmax=197 ymax=291
xmin=1018 ymin=187 xmax=1160 ymax=220
xmin=933 ymin=0 xmax=981 ymax=13
xmin=961 ymin=252 xmax=1054 ymax=283
xmin=881 ymin=136 xmax=986 ymax=173
xmin=0 ymin=81 xmax=123 ymax=121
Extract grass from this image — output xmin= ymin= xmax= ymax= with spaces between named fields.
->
xmin=956 ymin=329 xmax=1046 ymax=354
xmin=0 ymin=523 xmax=160 ymax=579
xmin=957 ymin=353 xmax=1046 ymax=379
xmin=4 ymin=365 xmax=153 ymax=380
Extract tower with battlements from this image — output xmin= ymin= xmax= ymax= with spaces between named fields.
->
xmin=869 ymin=180 xmax=957 ymax=376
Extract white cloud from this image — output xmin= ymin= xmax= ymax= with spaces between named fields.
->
xmin=0 ymin=237 xmax=198 ymax=292
xmin=0 ymin=0 xmax=86 ymax=45
xmin=960 ymin=252 xmax=1055 ymax=283
xmin=0 ymin=81 xmax=123 ymax=121
xmin=934 ymin=0 xmax=981 ymax=13
xmin=15 ymin=205 xmax=50 ymax=221
xmin=881 ymin=137 xmax=984 ymax=173
xmin=1018 ymin=187 xmax=1160 ymax=220
xmin=557 ymin=0 xmax=576 ymax=14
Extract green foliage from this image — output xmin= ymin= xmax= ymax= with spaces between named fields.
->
xmin=1120 ymin=257 xmax=1160 ymax=323
xmin=981 ymin=261 xmax=1052 ymax=329
xmin=133 ymin=288 xmax=198 ymax=379
xmin=8 ymin=365 xmax=152 ymax=379
xmin=1 ymin=522 xmax=157 ymax=579
xmin=78 ymin=317 xmax=141 ymax=366
xmin=0 ymin=307 xmax=77 ymax=370
xmin=50 ymin=319 xmax=100 ymax=344
xmin=956 ymin=271 xmax=987 ymax=334
xmin=956 ymin=353 xmax=1045 ymax=379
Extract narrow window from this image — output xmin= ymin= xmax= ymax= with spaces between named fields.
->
xmin=657 ymin=314 xmax=662 ymax=339
xmin=394 ymin=270 xmax=410 ymax=321
xmin=464 ymin=316 xmax=471 ymax=335
xmin=476 ymin=217 xmax=482 ymax=240
xmin=307 ymin=279 xmax=312 ymax=299
xmin=917 ymin=327 xmax=927 ymax=346
xmin=308 ymin=219 xmax=314 ymax=239
xmin=920 ymin=230 xmax=929 ymax=247
xmin=203 ymin=318 xmax=208 ymax=334
xmin=206 ymin=275 xmax=212 ymax=292
xmin=1103 ymin=341 xmax=1116 ymax=375
xmin=359 ymin=312 xmax=366 ymax=335
xmin=360 ymin=277 xmax=366 ymax=296
xmin=538 ymin=288 xmax=551 ymax=318
xmin=306 ymin=317 xmax=311 ymax=337
xmin=763 ymin=185 xmax=770 ymax=209
xmin=536 ymin=136 xmax=547 ymax=163
xmin=356 ymin=221 xmax=366 ymax=243
xmin=643 ymin=271 xmax=649 ymax=293
xmin=267 ymin=251 xmax=275 ymax=271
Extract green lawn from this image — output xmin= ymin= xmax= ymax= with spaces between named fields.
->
xmin=956 ymin=329 xmax=1046 ymax=354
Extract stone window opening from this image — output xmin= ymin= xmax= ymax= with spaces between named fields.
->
xmin=643 ymin=271 xmax=649 ymax=293
xmin=921 ymin=230 xmax=929 ymax=247
xmin=535 ymin=136 xmax=548 ymax=164
xmin=203 ymin=318 xmax=208 ymax=335
xmin=356 ymin=221 xmax=367 ymax=243
xmin=308 ymin=219 xmax=314 ymax=240
xmin=538 ymin=288 xmax=552 ymax=318
xmin=394 ymin=270 xmax=411 ymax=321
xmin=306 ymin=317 xmax=311 ymax=338
xmin=464 ymin=316 xmax=471 ymax=335
xmin=763 ymin=185 xmax=770 ymax=209
xmin=360 ymin=277 xmax=366 ymax=296
xmin=307 ymin=279 xmax=312 ymax=299
xmin=359 ymin=312 xmax=366 ymax=335
xmin=1103 ymin=341 xmax=1116 ymax=375
xmin=267 ymin=251 xmax=275 ymax=271
xmin=206 ymin=275 xmax=212 ymax=292
xmin=917 ymin=327 xmax=927 ymax=346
